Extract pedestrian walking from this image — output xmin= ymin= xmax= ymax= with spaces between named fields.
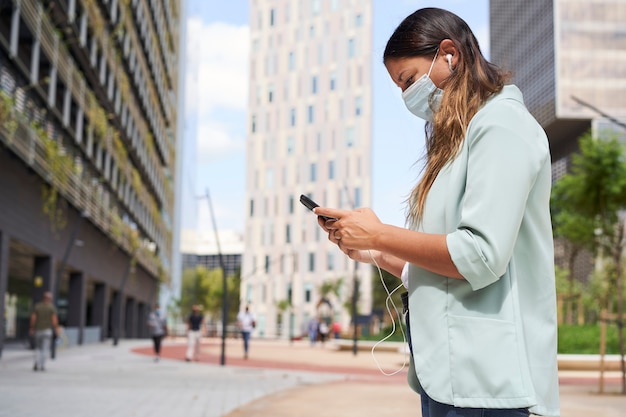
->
xmin=147 ymin=303 xmax=168 ymax=362
xmin=29 ymin=291 xmax=59 ymax=372
xmin=236 ymin=306 xmax=255 ymax=359
xmin=185 ymin=304 xmax=204 ymax=361
xmin=307 ymin=317 xmax=319 ymax=346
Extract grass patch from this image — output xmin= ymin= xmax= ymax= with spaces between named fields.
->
xmin=365 ymin=324 xmax=624 ymax=354
xmin=558 ymin=324 xmax=622 ymax=354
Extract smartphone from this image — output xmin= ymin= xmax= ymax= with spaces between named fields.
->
xmin=299 ymin=194 xmax=336 ymax=221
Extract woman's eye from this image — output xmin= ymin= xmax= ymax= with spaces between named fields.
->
xmin=405 ymin=77 xmax=414 ymax=87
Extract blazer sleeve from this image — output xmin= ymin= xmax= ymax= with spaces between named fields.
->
xmin=446 ymin=97 xmax=550 ymax=290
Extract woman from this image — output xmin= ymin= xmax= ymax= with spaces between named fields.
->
xmin=314 ymin=8 xmax=560 ymax=417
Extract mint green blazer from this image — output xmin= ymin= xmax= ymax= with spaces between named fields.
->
xmin=407 ymin=85 xmax=560 ymax=416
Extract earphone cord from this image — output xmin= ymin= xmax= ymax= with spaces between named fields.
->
xmin=368 ymin=250 xmax=409 ymax=377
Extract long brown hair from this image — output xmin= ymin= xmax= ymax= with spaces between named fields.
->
xmin=383 ymin=8 xmax=509 ymax=225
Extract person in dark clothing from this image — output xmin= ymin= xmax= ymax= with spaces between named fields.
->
xmin=185 ymin=304 xmax=204 ymax=361
xmin=147 ymin=304 xmax=167 ymax=362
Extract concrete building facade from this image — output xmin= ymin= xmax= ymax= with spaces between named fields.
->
xmin=490 ymin=0 xmax=626 ymax=162
xmin=243 ymin=0 xmax=373 ymax=339
xmin=0 ymin=0 xmax=181 ymax=353
xmin=490 ymin=0 xmax=626 ymax=283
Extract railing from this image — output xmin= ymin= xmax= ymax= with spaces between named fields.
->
xmin=16 ymin=0 xmax=172 ymax=264
xmin=0 ymin=112 xmax=161 ymax=278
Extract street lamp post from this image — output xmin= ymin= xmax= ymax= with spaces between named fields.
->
xmin=203 ymin=189 xmax=228 ymax=366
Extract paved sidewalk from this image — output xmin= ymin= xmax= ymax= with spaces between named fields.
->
xmin=0 ymin=339 xmax=343 ymax=417
xmin=1 ymin=337 xmax=625 ymax=417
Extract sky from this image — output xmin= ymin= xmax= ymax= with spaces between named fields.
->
xmin=178 ymin=0 xmax=490 ymax=236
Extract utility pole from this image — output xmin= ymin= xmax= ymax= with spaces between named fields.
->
xmin=201 ymin=189 xmax=228 ymax=366
xmin=343 ymin=185 xmax=360 ymax=356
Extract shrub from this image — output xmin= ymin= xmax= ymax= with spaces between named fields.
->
xmin=558 ymin=324 xmax=621 ymax=354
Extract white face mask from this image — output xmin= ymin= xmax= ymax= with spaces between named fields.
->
xmin=401 ymin=52 xmax=444 ymax=122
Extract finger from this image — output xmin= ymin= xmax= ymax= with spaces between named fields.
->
xmin=313 ymin=207 xmax=349 ymax=219
xmin=324 ymin=219 xmax=339 ymax=230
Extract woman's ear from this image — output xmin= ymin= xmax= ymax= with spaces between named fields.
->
xmin=439 ymin=39 xmax=458 ymax=70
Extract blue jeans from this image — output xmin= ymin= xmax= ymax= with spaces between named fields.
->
xmin=241 ymin=331 xmax=251 ymax=353
xmin=421 ymin=391 xmax=529 ymax=417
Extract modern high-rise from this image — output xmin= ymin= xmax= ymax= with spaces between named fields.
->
xmin=243 ymin=0 xmax=373 ymax=338
xmin=490 ymin=0 xmax=626 ymax=163
xmin=490 ymin=0 xmax=626 ymax=280
xmin=0 ymin=0 xmax=181 ymax=352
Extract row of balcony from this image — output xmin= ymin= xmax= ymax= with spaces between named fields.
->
xmin=57 ymin=0 xmax=173 ymax=204
xmin=0 ymin=104 xmax=162 ymax=279
xmin=6 ymin=0 xmax=172 ymax=253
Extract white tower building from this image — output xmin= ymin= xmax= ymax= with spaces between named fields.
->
xmin=243 ymin=0 xmax=373 ymax=338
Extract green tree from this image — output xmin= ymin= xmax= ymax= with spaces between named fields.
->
xmin=180 ymin=266 xmax=241 ymax=324
xmin=551 ymin=130 xmax=626 ymax=393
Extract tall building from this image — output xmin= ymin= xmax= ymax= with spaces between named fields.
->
xmin=0 ymin=0 xmax=181 ymax=351
xmin=490 ymin=0 xmax=626 ymax=280
xmin=490 ymin=0 xmax=626 ymax=162
xmin=243 ymin=0 xmax=373 ymax=338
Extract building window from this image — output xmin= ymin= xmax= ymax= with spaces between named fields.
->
xmin=356 ymin=14 xmax=363 ymax=27
xmin=355 ymin=96 xmax=362 ymax=116
xmin=308 ymin=253 xmax=315 ymax=272
xmin=251 ymin=115 xmax=256 ymax=133
xmin=270 ymin=8 xmax=275 ymax=26
xmin=312 ymin=0 xmax=320 ymax=16
xmin=286 ymin=224 xmax=291 ymax=243
xmin=289 ymin=195 xmax=294 ymax=214
xmin=328 ymin=160 xmax=335 ymax=179
xmin=330 ymin=71 xmax=336 ymax=90
xmin=290 ymin=108 xmax=296 ymax=126
xmin=288 ymin=51 xmax=295 ymax=70
xmin=311 ymin=76 xmax=318 ymax=94
xmin=265 ymin=255 xmax=270 ymax=273
xmin=266 ymin=168 xmax=274 ymax=188
xmin=327 ymin=252 xmax=335 ymax=271
xmin=310 ymin=163 xmax=317 ymax=181
xmin=249 ymin=199 xmax=254 ymax=216
xmin=348 ymin=38 xmax=355 ymax=58
xmin=305 ymin=283 xmax=312 ymax=303
xmin=354 ymin=187 xmax=361 ymax=208
xmin=287 ymin=136 xmax=294 ymax=154
xmin=346 ymin=126 xmax=355 ymax=147
xmin=268 ymin=84 xmax=274 ymax=102
xmin=308 ymin=105 xmax=314 ymax=123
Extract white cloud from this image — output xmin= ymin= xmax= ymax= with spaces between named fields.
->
xmin=185 ymin=18 xmax=250 ymax=114
xmin=195 ymin=119 xmax=245 ymax=162
xmin=184 ymin=18 xmax=250 ymax=162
